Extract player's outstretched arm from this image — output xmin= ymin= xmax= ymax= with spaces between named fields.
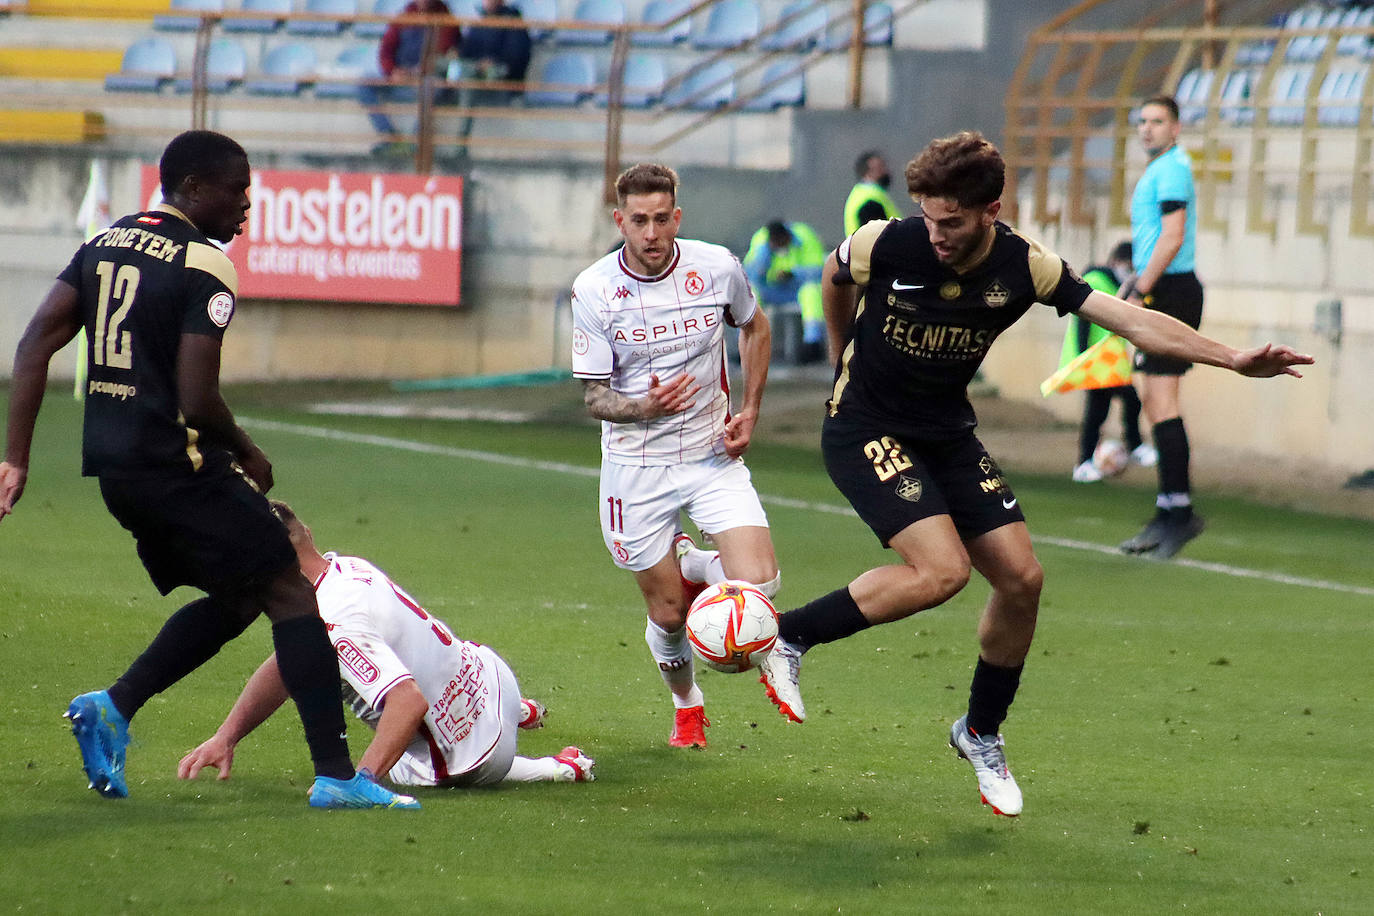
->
xmin=1078 ymin=290 xmax=1313 ymax=378
xmin=582 ymin=374 xmax=701 ymax=422
xmin=1 ymin=281 xmax=83 ymax=520
xmin=178 ymin=653 xmax=291 ymax=781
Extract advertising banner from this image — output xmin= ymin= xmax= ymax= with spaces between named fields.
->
xmin=139 ymin=166 xmax=463 ymax=306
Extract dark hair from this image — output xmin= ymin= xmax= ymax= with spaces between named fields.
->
xmin=159 ymin=130 xmax=247 ymax=198
xmin=766 ymin=220 xmax=792 ymax=247
xmin=615 ymin=163 xmax=678 ymax=207
xmin=1109 ymin=240 xmax=1133 ymax=263
xmin=905 ymin=131 xmax=1005 ymax=209
xmin=1141 ymin=95 xmax=1180 ymax=121
xmin=854 ymin=150 xmax=882 ymax=179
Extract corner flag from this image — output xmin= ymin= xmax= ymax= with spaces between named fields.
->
xmin=1040 ymin=333 xmax=1132 ymax=397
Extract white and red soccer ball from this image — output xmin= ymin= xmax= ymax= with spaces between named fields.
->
xmin=685 ymin=580 xmax=779 ymax=673
xmin=1093 ymin=438 xmax=1130 ymax=477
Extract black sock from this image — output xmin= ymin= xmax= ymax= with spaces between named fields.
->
xmin=1152 ymin=417 xmax=1191 ymax=497
xmin=272 ymin=616 xmax=354 ymax=780
xmin=778 ymin=587 xmax=870 ymax=651
xmin=966 ymin=657 xmax=1024 ymax=737
xmin=108 ymin=597 xmax=253 ymax=722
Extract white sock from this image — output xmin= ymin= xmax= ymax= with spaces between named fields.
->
xmin=754 ymin=570 xmax=781 ymax=600
xmin=644 ymin=618 xmax=700 ymax=706
xmin=679 ymin=544 xmax=725 ymax=585
xmin=503 ymin=755 xmax=570 ymax=783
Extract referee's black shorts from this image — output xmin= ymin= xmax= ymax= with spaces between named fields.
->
xmin=1134 ymin=270 xmax=1204 ymax=376
xmin=99 ymin=467 xmax=297 ymax=596
xmin=821 ymin=411 xmax=1025 ymax=546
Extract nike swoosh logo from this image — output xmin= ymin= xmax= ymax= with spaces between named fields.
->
xmin=1002 ymin=498 xmax=1018 ymax=509
xmin=891 ymin=281 xmax=925 ymax=290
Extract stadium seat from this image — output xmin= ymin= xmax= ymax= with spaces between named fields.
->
xmin=104 ymin=37 xmax=176 ymax=93
xmin=760 ymin=1 xmax=827 ymax=51
xmin=665 ymin=59 xmax=734 ymax=109
xmin=173 ymin=37 xmax=248 ymax=92
xmin=1268 ymin=64 xmax=1314 ymax=125
xmin=1218 ymin=68 xmax=1254 ymax=125
xmin=691 ymin=0 xmax=759 ymax=49
xmin=287 ymin=0 xmax=359 ymax=36
xmin=1316 ymin=67 xmax=1366 ymax=126
xmin=555 ymin=0 xmax=625 ymax=45
xmin=153 ymin=0 xmax=226 ymax=32
xmin=524 ymin=50 xmax=596 ymax=105
xmin=595 ymin=51 xmax=664 ymax=107
xmin=314 ymin=42 xmax=381 ymax=96
xmin=1283 ymin=6 xmax=1333 ymax=63
xmin=356 ymin=0 xmax=407 ymax=38
xmin=823 ymin=0 xmax=893 ymax=50
xmin=244 ymin=41 xmax=318 ymax=94
xmin=1174 ymin=67 xmax=1215 ymax=125
xmin=224 ymin=0 xmax=291 ymax=33
xmin=742 ymin=59 xmax=803 ymax=110
xmin=634 ymin=0 xmax=690 ymax=46
xmin=1336 ymin=6 xmax=1374 ymax=58
xmin=517 ymin=0 xmax=559 ymax=41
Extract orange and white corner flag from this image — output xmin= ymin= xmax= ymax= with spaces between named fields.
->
xmin=1040 ymin=333 xmax=1133 ymax=396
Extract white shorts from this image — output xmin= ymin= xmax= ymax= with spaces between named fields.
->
xmin=598 ymin=454 xmax=770 ymax=571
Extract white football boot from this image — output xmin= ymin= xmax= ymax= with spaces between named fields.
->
xmin=949 ymin=715 xmax=1022 ymax=817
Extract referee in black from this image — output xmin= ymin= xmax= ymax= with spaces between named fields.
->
xmin=0 ymin=131 xmax=417 ymax=809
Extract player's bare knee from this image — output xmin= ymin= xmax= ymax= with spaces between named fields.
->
xmin=921 ymin=557 xmax=972 ymax=605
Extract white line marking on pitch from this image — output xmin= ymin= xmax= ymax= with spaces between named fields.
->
xmin=244 ymin=418 xmax=1374 ymax=598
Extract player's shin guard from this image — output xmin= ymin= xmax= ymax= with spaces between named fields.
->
xmin=965 ymin=657 xmax=1024 ymax=738
xmin=644 ymin=618 xmax=702 ymax=708
xmin=273 ymin=615 xmax=354 ymax=780
xmin=108 ymin=596 xmax=253 ymax=721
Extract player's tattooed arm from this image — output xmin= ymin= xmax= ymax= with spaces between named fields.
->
xmin=583 ymin=375 xmax=701 ymax=422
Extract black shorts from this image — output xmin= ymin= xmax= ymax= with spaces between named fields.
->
xmin=1134 ymin=271 xmax=1204 ymax=376
xmin=99 ymin=468 xmax=296 ymax=596
xmin=821 ymin=412 xmax=1025 ymax=546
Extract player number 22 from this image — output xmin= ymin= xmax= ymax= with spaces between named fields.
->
xmin=864 ymin=436 xmax=913 ymax=482
xmin=93 ymin=260 xmax=141 ymax=370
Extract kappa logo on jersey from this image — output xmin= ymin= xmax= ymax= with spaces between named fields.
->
xmin=206 ymin=291 xmax=234 ymax=328
xmin=612 ymin=286 xmax=633 ymax=300
xmin=572 ymin=326 xmax=590 ymax=356
xmin=335 ymin=638 xmax=380 ymax=684
xmin=683 ymin=270 xmax=706 ymax=296
xmin=983 ymin=280 xmax=1010 ymax=308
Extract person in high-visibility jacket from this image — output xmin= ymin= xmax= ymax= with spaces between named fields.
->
xmin=843 ymin=150 xmax=901 ymax=236
xmin=744 ymin=220 xmax=828 ymax=363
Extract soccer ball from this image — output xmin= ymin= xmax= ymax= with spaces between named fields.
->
xmin=685 ymin=580 xmax=779 ymax=673
xmin=1093 ymin=438 xmax=1129 ymax=477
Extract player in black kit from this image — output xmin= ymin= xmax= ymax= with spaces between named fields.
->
xmin=0 ymin=131 xmax=417 ymax=809
xmin=755 ymin=131 xmax=1312 ymax=817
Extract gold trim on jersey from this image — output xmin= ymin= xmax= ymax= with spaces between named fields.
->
xmin=842 ymin=220 xmax=888 ymax=286
xmin=185 ymin=241 xmax=239 ymax=295
xmin=828 ymin=292 xmax=867 ymax=416
xmin=1011 ymin=228 xmax=1066 ymax=300
xmin=178 ymin=411 xmax=204 ymax=471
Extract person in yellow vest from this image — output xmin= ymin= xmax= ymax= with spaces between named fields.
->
xmin=743 ymin=220 xmax=828 ymax=364
xmin=843 ymin=150 xmax=901 ymax=236
xmin=1064 ymin=241 xmax=1157 ymax=482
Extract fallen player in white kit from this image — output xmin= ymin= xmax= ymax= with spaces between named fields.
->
xmin=178 ymin=502 xmax=593 ymax=793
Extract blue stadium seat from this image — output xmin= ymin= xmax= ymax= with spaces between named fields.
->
xmin=516 ymin=0 xmax=559 ymax=41
xmin=760 ymin=1 xmax=826 ymax=51
xmin=524 ymin=50 xmax=596 ymax=105
xmin=224 ymin=0 xmax=291 ymax=34
xmin=823 ymin=1 xmax=892 ymax=50
xmin=1282 ymin=6 xmax=1331 ymax=63
xmin=356 ymin=0 xmax=407 ymax=38
xmin=595 ymin=51 xmax=664 ymax=107
xmin=1316 ymin=67 xmax=1365 ymax=126
xmin=665 ymin=59 xmax=734 ymax=109
xmin=742 ymin=59 xmax=803 ymax=110
xmin=244 ymin=41 xmax=318 ymax=94
xmin=1268 ymin=64 xmax=1314 ymax=125
xmin=153 ymin=0 xmax=225 ymax=32
xmin=1174 ymin=67 xmax=1215 ymax=125
xmin=555 ymin=0 xmax=626 ymax=45
xmin=286 ymin=0 xmax=359 ymax=36
xmin=104 ymin=37 xmax=176 ymax=92
xmin=1218 ymin=68 xmax=1254 ymax=125
xmin=634 ymin=0 xmax=690 ymax=46
xmin=1336 ymin=6 xmax=1374 ymax=58
xmin=691 ymin=0 xmax=759 ymax=49
xmin=315 ymin=42 xmax=382 ymax=97
xmin=173 ymin=37 xmax=248 ymax=92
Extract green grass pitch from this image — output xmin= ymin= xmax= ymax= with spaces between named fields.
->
xmin=1 ymin=384 xmax=1370 ymax=914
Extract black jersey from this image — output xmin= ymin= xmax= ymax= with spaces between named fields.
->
xmin=58 ymin=204 xmax=239 ymax=478
xmin=829 ymin=217 xmax=1092 ymax=440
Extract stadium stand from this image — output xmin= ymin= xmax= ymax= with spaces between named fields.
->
xmin=356 ymin=0 xmax=408 ymax=39
xmin=742 ymin=57 xmax=803 ymax=109
xmin=224 ymin=0 xmax=292 ymax=34
xmin=154 ymin=0 xmax=227 ymax=32
xmin=691 ymin=0 xmax=760 ymax=49
xmin=173 ymin=36 xmax=248 ymax=92
xmin=243 ymin=40 xmax=318 ymax=94
xmin=665 ymin=57 xmax=734 ymax=108
xmin=760 ymin=1 xmax=827 ymax=51
xmin=103 ymin=36 xmax=176 ymax=92
xmin=286 ymin=0 xmax=359 ymax=36
xmin=1317 ymin=66 xmax=1367 ymax=126
xmin=594 ymin=50 xmax=664 ymax=106
xmin=1268 ymin=64 xmax=1314 ymax=125
xmin=823 ymin=0 xmax=891 ymax=49
xmin=554 ymin=0 xmax=626 ymax=45
xmin=315 ymin=41 xmax=381 ymax=96
xmin=523 ymin=49 xmax=596 ymax=104
xmin=0 ymin=108 xmax=104 ymax=143
xmin=517 ymin=0 xmax=559 ymax=41
xmin=634 ymin=0 xmax=691 ymax=46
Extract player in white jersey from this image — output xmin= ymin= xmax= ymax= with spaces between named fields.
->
xmin=178 ymin=502 xmax=593 ymax=789
xmin=570 ymin=162 xmax=782 ymax=749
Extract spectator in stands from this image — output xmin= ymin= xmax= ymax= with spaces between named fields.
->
xmin=843 ymin=150 xmax=901 ymax=236
xmin=454 ymin=0 xmax=533 ymax=152
xmin=743 ymin=220 xmax=828 ymax=364
xmin=361 ymin=0 xmax=461 ymax=156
